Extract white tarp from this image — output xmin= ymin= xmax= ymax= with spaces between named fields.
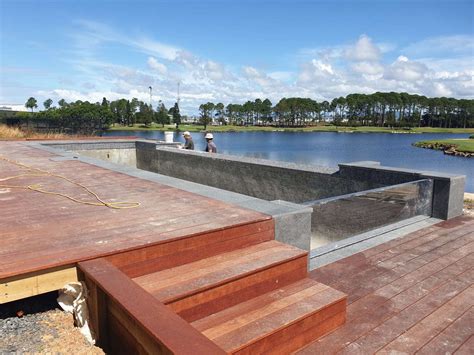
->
xmin=57 ymin=282 xmax=95 ymax=345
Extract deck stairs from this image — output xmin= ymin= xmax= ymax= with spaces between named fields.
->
xmin=131 ymin=221 xmax=347 ymax=354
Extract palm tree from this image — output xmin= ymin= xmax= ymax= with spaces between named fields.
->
xmin=25 ymin=97 xmax=38 ymax=112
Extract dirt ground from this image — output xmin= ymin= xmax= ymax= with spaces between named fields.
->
xmin=0 ymin=292 xmax=103 ymax=354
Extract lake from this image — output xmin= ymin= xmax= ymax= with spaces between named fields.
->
xmin=103 ymin=130 xmax=474 ymax=192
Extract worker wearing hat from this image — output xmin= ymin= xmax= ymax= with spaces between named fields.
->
xmin=182 ymin=131 xmax=194 ymax=150
xmin=204 ymin=133 xmax=217 ymax=153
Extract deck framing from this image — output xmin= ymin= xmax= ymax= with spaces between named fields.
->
xmin=0 ymin=266 xmax=78 ymax=304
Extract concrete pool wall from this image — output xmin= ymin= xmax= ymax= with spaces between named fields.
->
xmin=39 ymin=139 xmax=465 ymax=254
xmin=136 ymin=141 xmax=384 ymax=203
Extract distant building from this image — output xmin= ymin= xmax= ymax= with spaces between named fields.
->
xmin=0 ymin=104 xmax=28 ymax=112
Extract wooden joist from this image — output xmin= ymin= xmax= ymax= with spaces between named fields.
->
xmin=0 ymin=266 xmax=78 ymax=304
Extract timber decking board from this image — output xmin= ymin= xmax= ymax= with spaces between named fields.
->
xmin=297 ymin=215 xmax=474 ymax=354
xmin=173 ymin=255 xmax=308 ymax=322
xmin=0 ymin=141 xmax=270 ymax=279
xmin=416 ymin=307 xmax=474 ymax=355
xmin=192 ymin=278 xmax=346 ymax=354
xmin=106 ymin=219 xmax=275 ymax=278
xmin=133 ymin=240 xmax=307 ymax=303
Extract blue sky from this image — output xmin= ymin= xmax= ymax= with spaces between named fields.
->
xmin=1 ymin=0 xmax=473 ymax=113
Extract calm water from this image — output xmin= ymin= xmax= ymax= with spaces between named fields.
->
xmin=103 ymin=130 xmax=474 ymax=192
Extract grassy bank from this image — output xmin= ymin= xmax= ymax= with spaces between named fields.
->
xmin=0 ymin=125 xmax=69 ymax=140
xmin=0 ymin=125 xmax=92 ymax=140
xmin=414 ymin=139 xmax=474 ymax=154
xmin=108 ymin=124 xmax=474 ymax=134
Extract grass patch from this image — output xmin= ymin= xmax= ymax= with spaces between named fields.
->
xmin=414 ymin=139 xmax=474 ymax=153
xmin=465 ymin=199 xmax=474 ymax=210
xmin=108 ymin=124 xmax=474 ymax=134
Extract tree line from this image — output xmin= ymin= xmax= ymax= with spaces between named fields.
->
xmin=17 ymin=97 xmax=182 ymax=134
xmin=199 ymin=92 xmax=474 ymax=129
xmin=6 ymin=92 xmax=474 ymax=134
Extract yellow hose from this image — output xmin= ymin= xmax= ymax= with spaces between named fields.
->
xmin=0 ymin=155 xmax=140 ymax=209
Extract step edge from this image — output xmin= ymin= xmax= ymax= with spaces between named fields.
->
xmin=191 ymin=278 xmax=326 ymax=331
xmin=161 ymin=253 xmax=309 ymax=304
xmin=122 ymin=228 xmax=276 ymax=277
xmin=226 ymin=296 xmax=347 ymax=353
xmin=137 ymin=239 xmax=307 ymax=283
xmin=104 ymin=217 xmax=275 ymax=268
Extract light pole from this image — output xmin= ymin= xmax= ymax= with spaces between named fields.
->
xmin=149 ymin=86 xmax=153 ymax=110
xmin=177 ymin=81 xmax=180 ymax=108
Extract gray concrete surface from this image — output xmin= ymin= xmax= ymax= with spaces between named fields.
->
xmin=135 ymin=142 xmax=382 ymax=203
xmin=75 ymin=148 xmax=137 ymax=167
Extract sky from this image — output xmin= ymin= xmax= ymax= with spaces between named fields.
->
xmin=1 ymin=0 xmax=473 ymax=113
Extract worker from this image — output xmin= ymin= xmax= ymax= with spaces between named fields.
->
xmin=182 ymin=131 xmax=194 ymax=150
xmin=204 ymin=133 xmax=217 ymax=153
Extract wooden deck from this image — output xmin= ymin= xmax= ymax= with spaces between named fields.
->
xmin=299 ymin=215 xmax=474 ymax=354
xmin=0 ymin=141 xmax=270 ymax=296
xmin=1 ymin=140 xmax=348 ymax=353
xmin=3 ymin=139 xmax=472 ymax=353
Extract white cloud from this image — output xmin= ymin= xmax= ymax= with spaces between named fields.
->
xmin=402 ymin=35 xmax=474 ymax=57
xmin=345 ymin=34 xmax=381 ymax=62
xmin=147 ymin=57 xmax=167 ymax=75
xmin=132 ymin=38 xmax=179 ymax=61
xmin=298 ymin=59 xmax=336 ymax=83
xmin=74 ymin=19 xmax=180 ymax=61
xmin=242 ymin=66 xmax=279 ymax=88
xmin=17 ymin=26 xmax=471 ymax=115
xmin=268 ymin=71 xmax=293 ymax=82
xmin=430 ymin=82 xmax=452 ymax=97
xmin=352 ymin=61 xmax=384 ymax=77
xmin=296 ymin=34 xmax=473 ymax=101
xmin=203 ymin=61 xmax=228 ymax=81
xmin=384 ymin=56 xmax=428 ymax=82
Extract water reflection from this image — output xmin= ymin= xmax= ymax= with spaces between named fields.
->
xmin=309 ymin=179 xmax=433 ymax=249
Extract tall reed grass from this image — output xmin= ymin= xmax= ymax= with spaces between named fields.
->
xmin=0 ymin=125 xmax=70 ymax=139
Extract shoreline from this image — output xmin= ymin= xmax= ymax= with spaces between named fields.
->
xmin=107 ymin=124 xmax=474 ymax=134
xmin=413 ymin=139 xmax=474 ymax=158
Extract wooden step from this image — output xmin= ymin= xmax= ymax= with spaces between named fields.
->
xmin=133 ymin=240 xmax=308 ymax=321
xmin=192 ymin=278 xmax=347 ymax=354
xmin=106 ymin=219 xmax=274 ymax=278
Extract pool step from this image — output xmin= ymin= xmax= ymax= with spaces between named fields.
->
xmin=133 ymin=240 xmax=308 ymax=321
xmin=192 ymin=278 xmax=347 ymax=354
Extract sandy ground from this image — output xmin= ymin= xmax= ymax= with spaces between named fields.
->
xmin=0 ymin=310 xmax=103 ymax=354
xmin=0 ymin=292 xmax=103 ymax=354
xmin=464 ymin=192 xmax=474 ymax=217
